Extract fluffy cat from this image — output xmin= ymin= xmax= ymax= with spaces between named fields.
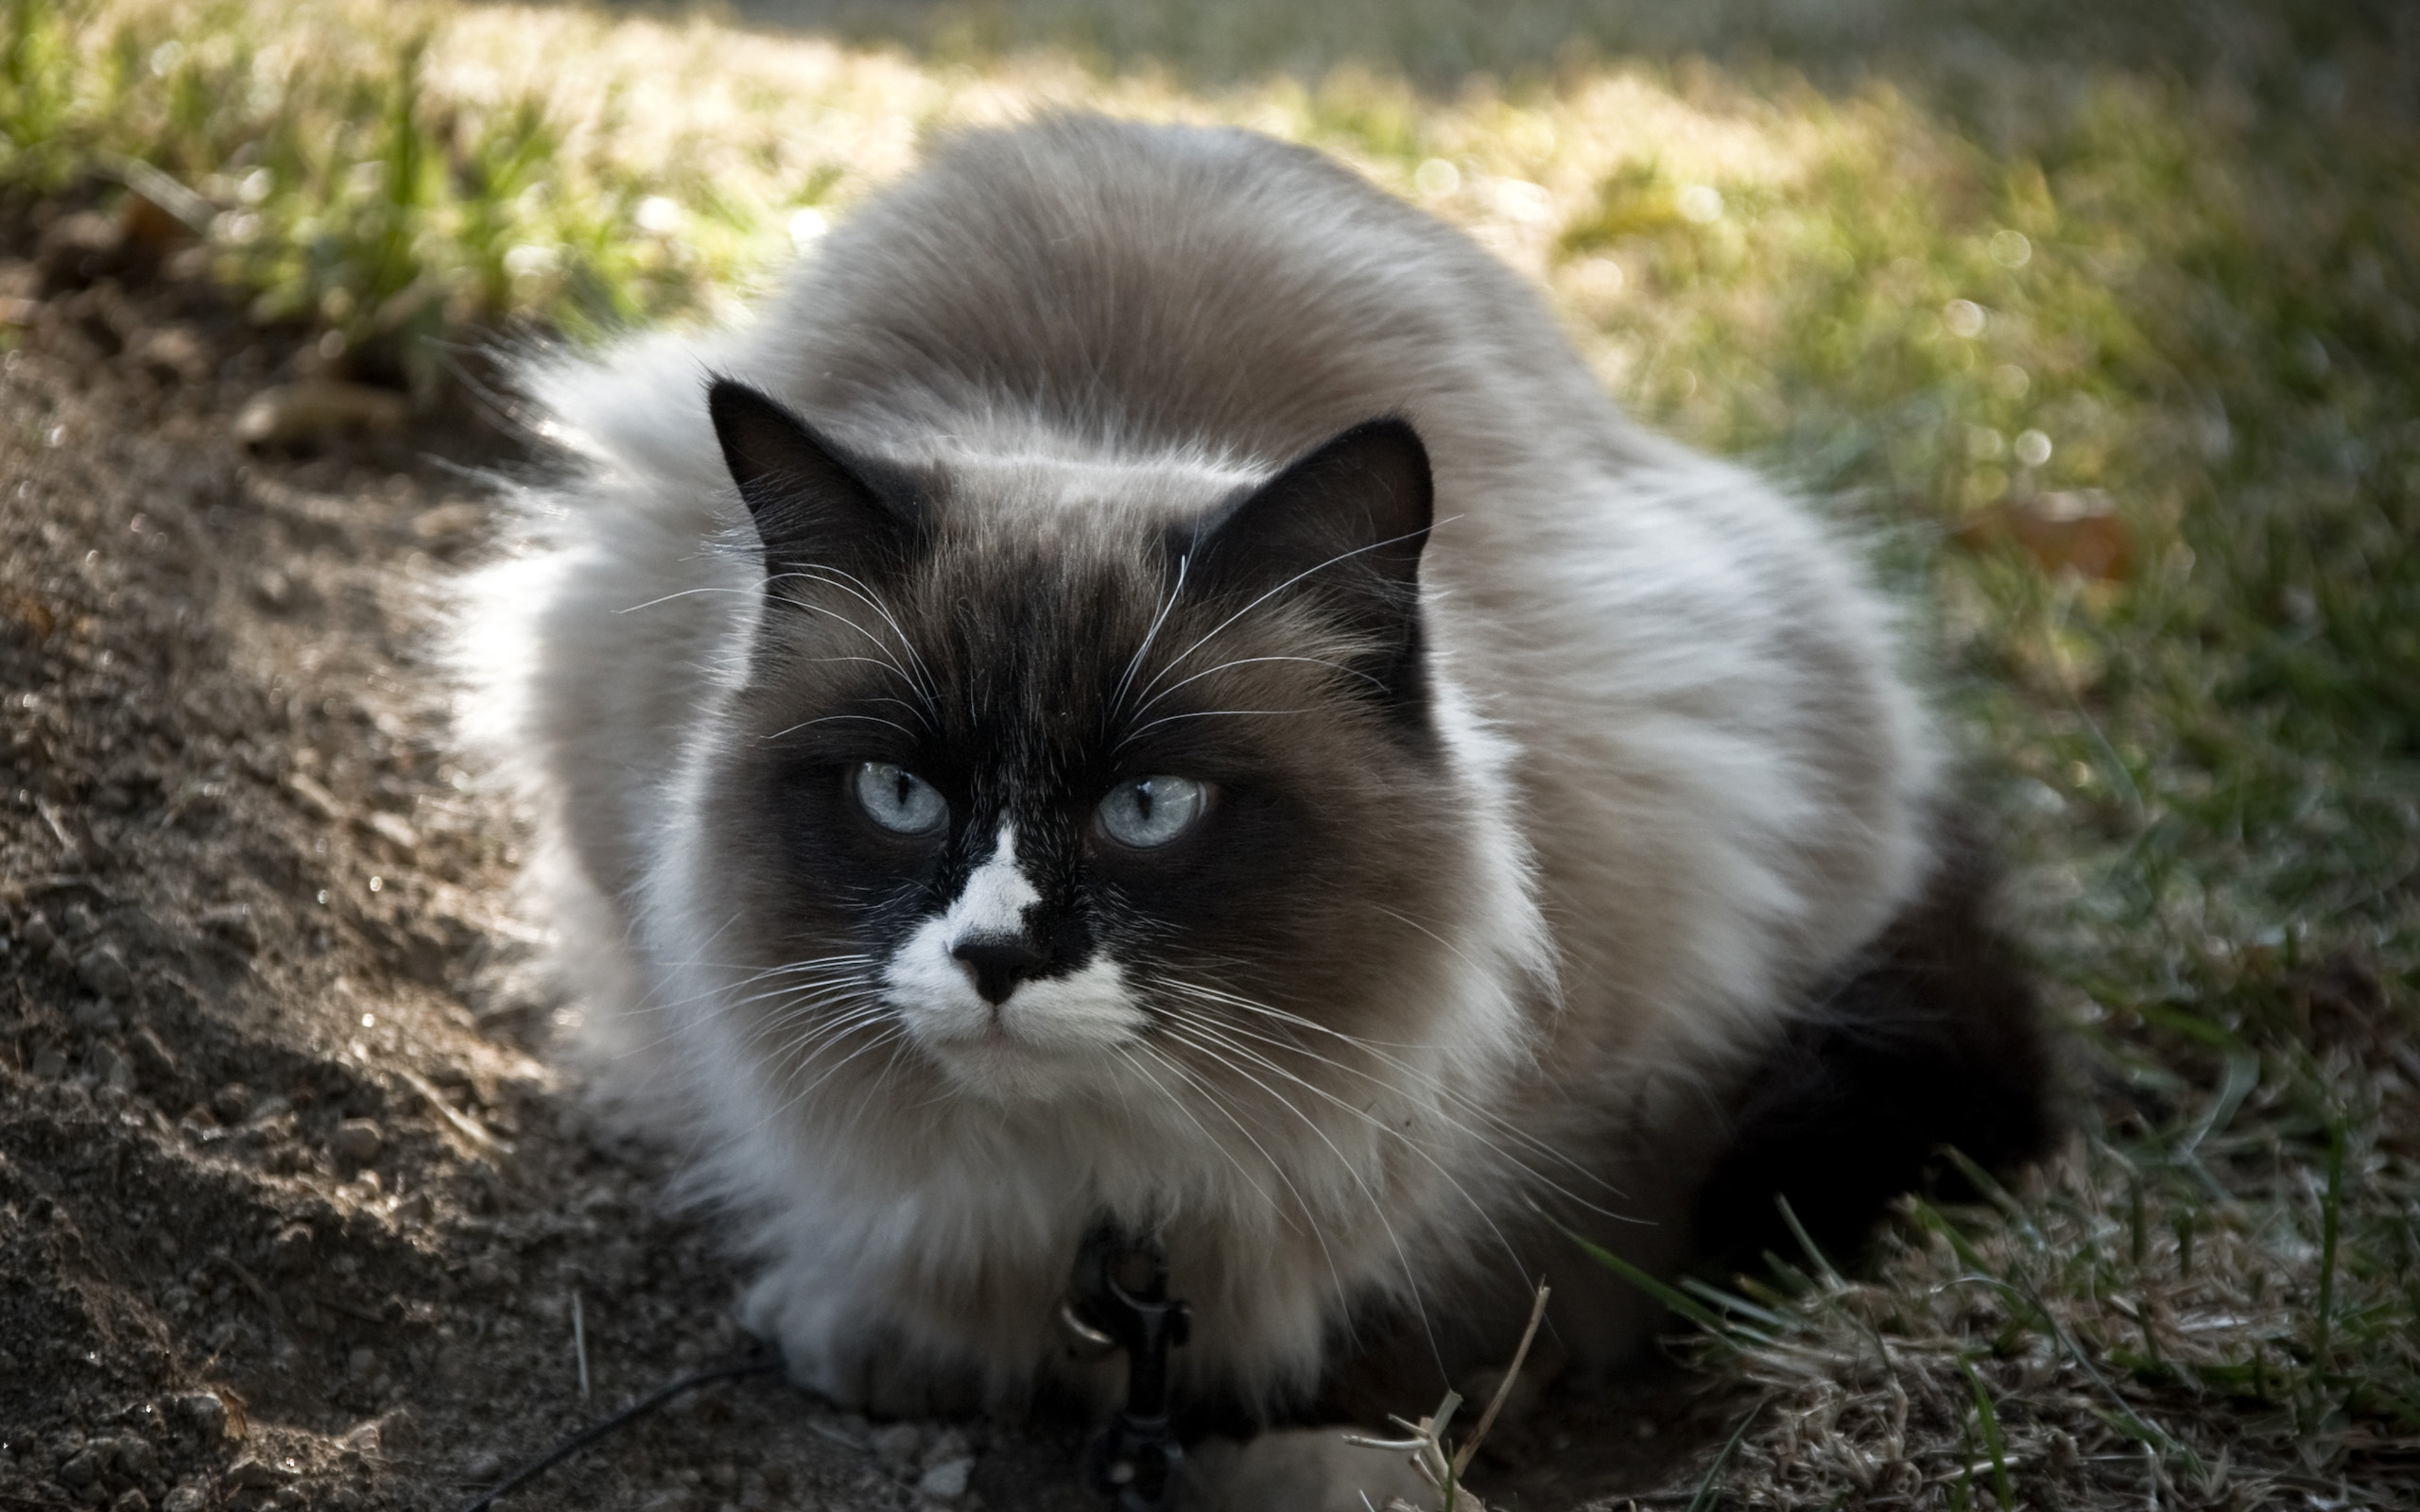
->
xmin=458 ymin=113 xmax=2049 ymax=1443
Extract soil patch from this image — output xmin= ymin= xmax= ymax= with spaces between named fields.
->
xmin=0 ymin=194 xmax=1716 ymax=1512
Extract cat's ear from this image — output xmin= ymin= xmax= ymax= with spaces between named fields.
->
xmin=1184 ymin=418 xmax=1433 ymax=694
xmin=707 ymin=378 xmax=926 ymax=584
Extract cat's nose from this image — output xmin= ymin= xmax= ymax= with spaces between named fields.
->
xmin=951 ymin=935 xmax=1051 ymax=1005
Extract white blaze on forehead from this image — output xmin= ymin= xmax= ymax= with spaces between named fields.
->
xmin=951 ymin=823 xmax=1041 ymax=939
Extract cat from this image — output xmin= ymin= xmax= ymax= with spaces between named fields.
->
xmin=458 ymin=112 xmax=2050 ymax=1473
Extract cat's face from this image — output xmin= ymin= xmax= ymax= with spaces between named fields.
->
xmin=697 ymin=382 xmax=1485 ymax=1111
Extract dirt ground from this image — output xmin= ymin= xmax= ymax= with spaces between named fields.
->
xmin=0 ymin=192 xmax=1731 ymax=1512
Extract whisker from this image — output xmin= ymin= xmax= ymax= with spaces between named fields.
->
xmin=1124 ymin=1044 xmax=1303 ymax=1235
xmin=783 ymin=563 xmax=942 ymax=712
xmin=762 ymin=713 xmax=920 ymax=742
xmin=1149 ymin=1016 xmax=1447 ymax=1377
xmin=1113 ymin=709 xmax=1303 ymax=750
xmin=1128 ymin=525 xmax=1433 ymax=709
xmin=1122 ymin=1043 xmax=1359 ymax=1320
xmin=1158 ymin=1011 xmax=1552 ymax=1297
xmin=1111 ymin=552 xmax=1190 ymax=717
xmin=1162 ymin=981 xmax=1625 ymax=1212
xmin=1125 ymin=654 xmax=1389 ymax=723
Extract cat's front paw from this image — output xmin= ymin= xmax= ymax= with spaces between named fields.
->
xmin=1182 ymin=1430 xmax=1438 ymax=1512
xmin=739 ymin=1266 xmax=979 ymax=1417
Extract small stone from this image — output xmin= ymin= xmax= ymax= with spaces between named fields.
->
xmin=347 ymin=1347 xmax=379 ymax=1382
xmin=111 ymin=1490 xmax=149 ymax=1512
xmin=76 ymin=944 xmax=134 ymax=999
xmin=916 ymin=1456 xmax=974 ymax=1503
xmin=23 ymin=913 xmax=56 ymax=952
xmin=129 ymin=1028 xmax=180 ymax=1087
xmin=333 ymin=1118 xmax=383 ymax=1163
xmin=270 ymin=1224 xmax=315 ymax=1272
xmin=358 ymin=811 xmax=418 ymax=859
xmin=32 ymin=1047 xmax=68 ymax=1079
xmin=114 ymin=1437 xmax=158 ymax=1476
xmin=460 ymin=1452 xmax=504 ymax=1483
xmin=59 ymin=1449 xmax=101 ymax=1487
xmin=162 ymin=1488 xmax=206 ymax=1512
xmin=93 ymin=1044 xmax=137 ymax=1092
xmin=235 ymin=381 xmax=408 ymax=448
xmin=173 ymin=1392 xmax=227 ymax=1441
xmin=871 ymin=1422 xmax=925 ymax=1474
xmin=138 ymin=324 xmax=211 ymax=384
xmin=285 ymin=772 xmax=341 ymax=823
xmin=920 ymin=1430 xmax=970 ymax=1471
xmin=212 ymin=1084 xmax=251 ymax=1123
xmin=199 ymin=904 xmax=258 ymax=951
xmin=223 ymin=1456 xmax=294 ymax=1490
xmin=71 ymin=999 xmax=122 ymax=1033
xmin=464 ymin=1252 xmax=514 ymax=1290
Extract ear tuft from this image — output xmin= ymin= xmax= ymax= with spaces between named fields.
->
xmin=706 ymin=378 xmax=925 ymax=583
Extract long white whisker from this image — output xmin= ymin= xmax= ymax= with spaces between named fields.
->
xmin=1124 ymin=1041 xmax=1362 ymax=1327
xmin=763 ymin=713 xmax=920 ymax=741
xmin=784 ymin=563 xmax=941 ymax=711
xmin=761 ymin=583 xmax=935 ymax=724
xmin=1126 ymin=655 xmax=1389 ymax=723
xmin=1111 ymin=552 xmax=1190 ymax=716
xmin=1159 ymin=1011 xmax=1550 ymax=1296
xmin=1114 ymin=709 xmax=1302 ymax=750
xmin=1150 ymin=1016 xmax=1446 ymax=1377
xmin=1165 ymin=981 xmax=1624 ymax=1211
xmin=1114 ymin=1044 xmax=1284 ymax=1224
xmin=1129 ymin=525 xmax=1431 ymax=708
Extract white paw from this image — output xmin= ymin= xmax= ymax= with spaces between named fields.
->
xmin=1182 ymin=1429 xmax=1440 ymax=1512
xmin=739 ymin=1265 xmax=977 ymax=1416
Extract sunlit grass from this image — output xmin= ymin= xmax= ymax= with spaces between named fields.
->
xmin=6 ymin=0 xmax=2415 ymax=1503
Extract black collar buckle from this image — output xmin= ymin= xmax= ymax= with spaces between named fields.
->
xmin=1065 ymin=1220 xmax=1190 ymax=1512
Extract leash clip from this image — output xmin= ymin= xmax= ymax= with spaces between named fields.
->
xmin=1067 ymin=1220 xmax=1190 ymax=1512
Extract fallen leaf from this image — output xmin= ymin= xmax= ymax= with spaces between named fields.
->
xmin=1992 ymin=490 xmax=2135 ymax=580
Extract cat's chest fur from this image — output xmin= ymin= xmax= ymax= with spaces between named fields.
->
xmin=459 ymin=113 xmax=2046 ymax=1422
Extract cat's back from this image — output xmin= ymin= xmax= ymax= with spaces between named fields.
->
xmin=761 ymin=114 xmax=1622 ymax=470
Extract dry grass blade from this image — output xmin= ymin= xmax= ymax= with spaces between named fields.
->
xmin=1452 ymin=1282 xmax=1550 ymax=1479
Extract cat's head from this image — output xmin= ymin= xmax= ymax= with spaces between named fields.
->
xmin=690 ymin=379 xmax=1530 ymax=1116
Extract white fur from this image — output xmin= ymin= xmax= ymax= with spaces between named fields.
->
xmin=883 ymin=824 xmax=1150 ymax=1099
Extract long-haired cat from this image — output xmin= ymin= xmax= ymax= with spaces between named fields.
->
xmin=459 ymin=112 xmax=2049 ymax=1474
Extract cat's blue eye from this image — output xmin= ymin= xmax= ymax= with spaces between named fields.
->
xmin=853 ymin=762 xmax=947 ymax=835
xmin=1095 ymin=775 xmax=1208 ymax=850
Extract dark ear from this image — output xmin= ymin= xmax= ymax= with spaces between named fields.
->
xmin=707 ymin=378 xmax=925 ymax=585
xmin=1182 ymin=417 xmax=1433 ymax=703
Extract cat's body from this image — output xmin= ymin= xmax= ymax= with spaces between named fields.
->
xmin=460 ymin=116 xmax=2048 ymax=1435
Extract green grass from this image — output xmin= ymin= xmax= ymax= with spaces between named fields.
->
xmin=7 ymin=0 xmax=2416 ymax=1503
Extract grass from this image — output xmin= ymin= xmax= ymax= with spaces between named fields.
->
xmin=7 ymin=0 xmax=2418 ymax=1504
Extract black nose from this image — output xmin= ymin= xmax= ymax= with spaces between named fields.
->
xmin=951 ymin=936 xmax=1052 ymax=1005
